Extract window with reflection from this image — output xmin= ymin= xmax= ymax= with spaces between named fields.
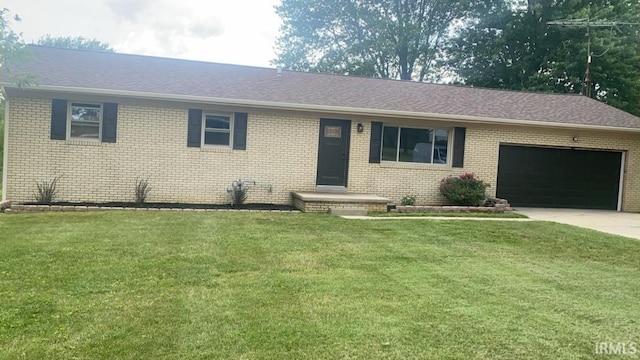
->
xmin=70 ymin=103 xmax=101 ymax=139
xmin=203 ymin=113 xmax=232 ymax=146
xmin=382 ymin=126 xmax=449 ymax=164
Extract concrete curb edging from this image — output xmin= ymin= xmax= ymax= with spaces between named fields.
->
xmin=341 ymin=216 xmax=532 ymax=221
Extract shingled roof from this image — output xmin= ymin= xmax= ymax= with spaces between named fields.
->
xmin=3 ymin=45 xmax=639 ymax=129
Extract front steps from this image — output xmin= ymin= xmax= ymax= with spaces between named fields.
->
xmin=291 ymin=192 xmax=390 ymax=214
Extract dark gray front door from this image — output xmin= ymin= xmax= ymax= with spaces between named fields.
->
xmin=316 ymin=119 xmax=351 ymax=186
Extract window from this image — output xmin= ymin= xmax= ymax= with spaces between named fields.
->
xmin=202 ymin=113 xmax=233 ymax=147
xmin=381 ymin=126 xmax=450 ymax=164
xmin=69 ymin=103 xmax=101 ymax=140
xmin=51 ymin=100 xmax=117 ymax=143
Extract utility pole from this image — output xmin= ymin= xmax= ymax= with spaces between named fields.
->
xmin=547 ymin=18 xmax=640 ymax=97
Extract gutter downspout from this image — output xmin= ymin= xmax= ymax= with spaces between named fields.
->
xmin=2 ymin=100 xmax=8 ymax=201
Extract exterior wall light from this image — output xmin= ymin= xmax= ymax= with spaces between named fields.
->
xmin=357 ymin=123 xmax=364 ymax=133
xmin=572 ymin=136 xmax=580 ymax=142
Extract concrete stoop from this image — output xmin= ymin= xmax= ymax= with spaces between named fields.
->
xmin=328 ymin=208 xmax=367 ymax=216
xmin=291 ymin=191 xmax=390 ymax=214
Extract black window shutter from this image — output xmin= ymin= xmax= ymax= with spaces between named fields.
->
xmin=233 ymin=112 xmax=248 ymax=150
xmin=102 ymin=103 xmax=118 ymax=143
xmin=369 ymin=121 xmax=383 ymax=163
xmin=187 ymin=109 xmax=203 ymax=147
xmin=50 ymin=99 xmax=67 ymax=140
xmin=452 ymin=127 xmax=466 ymax=168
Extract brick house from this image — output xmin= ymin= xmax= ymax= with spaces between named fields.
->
xmin=2 ymin=46 xmax=639 ymax=211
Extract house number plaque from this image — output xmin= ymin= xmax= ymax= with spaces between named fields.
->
xmin=324 ymin=126 xmax=342 ymax=138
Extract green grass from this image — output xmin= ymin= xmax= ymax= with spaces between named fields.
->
xmin=372 ymin=211 xmax=528 ymax=218
xmin=1 ymin=212 xmax=639 ymax=359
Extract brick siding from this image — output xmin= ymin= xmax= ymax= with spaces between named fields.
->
xmin=349 ymin=119 xmax=639 ymax=212
xmin=5 ymin=96 xmax=639 ymax=211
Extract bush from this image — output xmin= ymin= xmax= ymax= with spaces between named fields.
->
xmin=439 ymin=172 xmax=489 ymax=206
xmin=401 ymin=195 xmax=416 ymax=206
xmin=135 ymin=178 xmax=151 ymax=205
xmin=34 ymin=176 xmax=61 ymax=204
xmin=229 ymin=179 xmax=252 ymax=206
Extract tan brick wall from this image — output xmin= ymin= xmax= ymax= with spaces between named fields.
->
xmin=5 ymin=96 xmax=639 ymax=211
xmin=348 ymin=120 xmax=639 ymax=212
xmin=6 ymin=97 xmax=320 ymax=205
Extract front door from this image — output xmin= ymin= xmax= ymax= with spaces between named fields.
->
xmin=316 ymin=119 xmax=351 ymax=186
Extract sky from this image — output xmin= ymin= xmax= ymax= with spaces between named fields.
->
xmin=4 ymin=0 xmax=282 ymax=68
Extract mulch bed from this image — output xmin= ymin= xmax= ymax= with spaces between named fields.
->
xmin=14 ymin=202 xmax=296 ymax=211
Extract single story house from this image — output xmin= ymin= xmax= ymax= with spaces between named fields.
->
xmin=2 ymin=45 xmax=639 ymax=211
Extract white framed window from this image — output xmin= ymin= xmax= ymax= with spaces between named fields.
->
xmin=381 ymin=126 xmax=451 ymax=164
xmin=202 ymin=113 xmax=234 ymax=147
xmin=68 ymin=102 xmax=102 ymax=140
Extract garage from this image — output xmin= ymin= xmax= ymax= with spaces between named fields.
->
xmin=496 ymin=145 xmax=623 ymax=210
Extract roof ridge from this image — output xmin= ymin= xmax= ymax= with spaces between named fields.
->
xmin=26 ymin=44 xmax=278 ymax=72
xmin=29 ymin=45 xmax=586 ymax=98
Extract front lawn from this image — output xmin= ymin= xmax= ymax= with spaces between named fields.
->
xmin=1 ymin=212 xmax=638 ymax=359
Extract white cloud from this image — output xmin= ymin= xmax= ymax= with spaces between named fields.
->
xmin=3 ymin=0 xmax=281 ymax=67
xmin=105 ymin=0 xmax=154 ymax=22
xmin=189 ymin=19 xmax=224 ymax=39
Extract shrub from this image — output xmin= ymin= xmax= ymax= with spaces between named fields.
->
xmin=229 ymin=179 xmax=251 ymax=206
xmin=34 ymin=176 xmax=61 ymax=204
xmin=135 ymin=178 xmax=151 ymax=205
xmin=439 ymin=172 xmax=489 ymax=206
xmin=401 ymin=195 xmax=416 ymax=206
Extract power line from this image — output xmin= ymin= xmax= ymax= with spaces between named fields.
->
xmin=547 ymin=17 xmax=639 ymax=97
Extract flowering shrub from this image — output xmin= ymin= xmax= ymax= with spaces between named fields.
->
xmin=439 ymin=172 xmax=489 ymax=206
xmin=401 ymin=195 xmax=416 ymax=206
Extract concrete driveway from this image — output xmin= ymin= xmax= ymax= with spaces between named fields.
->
xmin=515 ymin=208 xmax=640 ymax=240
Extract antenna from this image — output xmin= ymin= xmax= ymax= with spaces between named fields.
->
xmin=547 ymin=6 xmax=639 ymax=98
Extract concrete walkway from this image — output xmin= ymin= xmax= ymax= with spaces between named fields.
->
xmin=515 ymin=208 xmax=640 ymax=240
xmin=343 ymin=208 xmax=640 ymax=240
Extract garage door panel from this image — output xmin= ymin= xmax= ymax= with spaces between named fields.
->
xmin=527 ymin=180 xmax=556 ymax=192
xmin=496 ymin=145 xmax=621 ymax=210
xmin=557 ymin=196 xmax=587 ymax=207
xmin=555 ymin=181 xmax=588 ymax=192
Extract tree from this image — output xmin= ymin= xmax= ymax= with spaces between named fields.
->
xmin=274 ymin=0 xmax=482 ymax=81
xmin=36 ymin=35 xmax=114 ymax=52
xmin=1 ymin=8 xmax=33 ymax=177
xmin=1 ymin=8 xmax=32 ymax=84
xmin=445 ymin=0 xmax=639 ymax=115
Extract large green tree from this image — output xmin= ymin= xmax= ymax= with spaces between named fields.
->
xmin=0 ymin=9 xmax=32 ymax=85
xmin=446 ymin=0 xmax=639 ymax=115
xmin=36 ymin=35 xmax=114 ymax=52
xmin=1 ymin=8 xmax=32 ymax=178
xmin=274 ymin=0 xmax=482 ymax=81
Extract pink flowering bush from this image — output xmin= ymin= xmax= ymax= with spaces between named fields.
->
xmin=439 ymin=172 xmax=489 ymax=206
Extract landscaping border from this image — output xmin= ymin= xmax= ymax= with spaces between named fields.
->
xmin=1 ymin=200 xmax=11 ymax=213
xmin=393 ymin=198 xmax=513 ymax=214
xmin=3 ymin=204 xmax=300 ymax=214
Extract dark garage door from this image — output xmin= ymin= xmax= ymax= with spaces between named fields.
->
xmin=496 ymin=145 xmax=622 ymax=210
